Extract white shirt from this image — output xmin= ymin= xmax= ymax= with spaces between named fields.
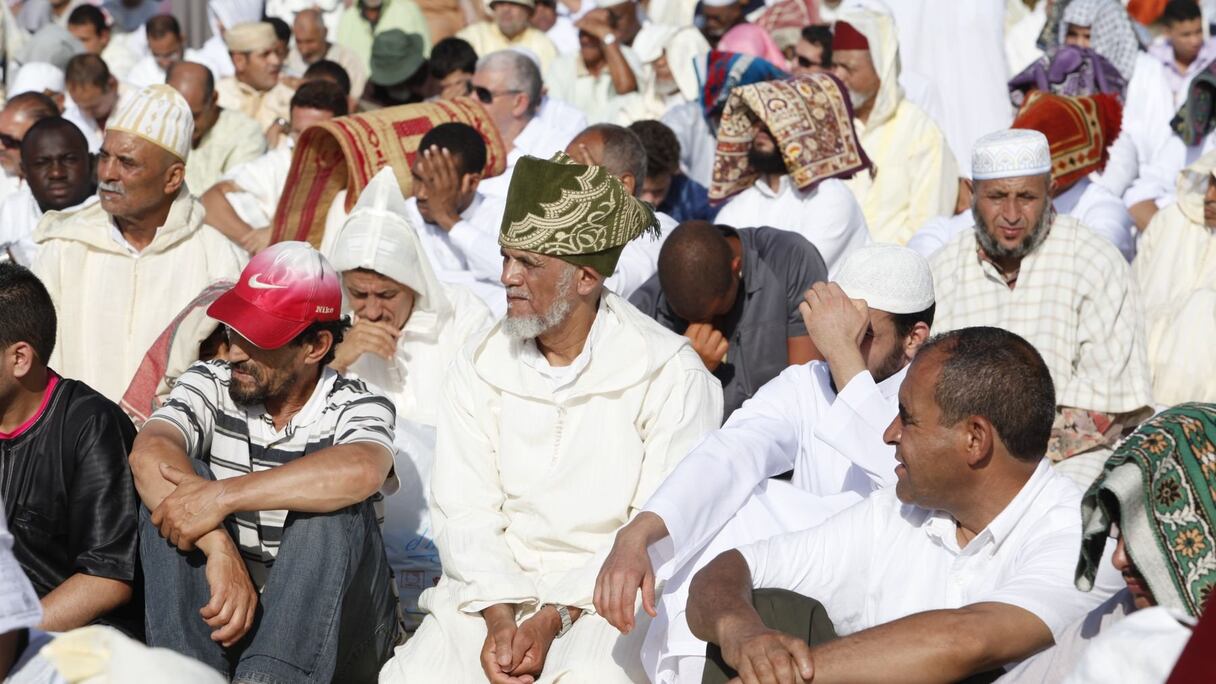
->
xmin=63 ymin=87 xmax=133 ymax=154
xmin=714 ymin=176 xmax=871 ymax=276
xmin=547 ymin=14 xmax=580 ymax=55
xmin=222 ymin=145 xmax=294 ymax=230
xmin=544 ymin=47 xmax=646 ymax=125
xmin=403 ymin=194 xmax=507 ymax=317
xmin=640 ymin=365 xmax=906 ymax=682
xmin=476 ymin=99 xmax=586 ymax=200
xmin=1063 ymin=606 xmax=1195 ymax=684
xmin=738 ymin=460 xmax=1119 ymax=643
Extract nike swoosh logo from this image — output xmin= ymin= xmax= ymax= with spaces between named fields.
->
xmin=248 ymin=273 xmax=288 ymax=290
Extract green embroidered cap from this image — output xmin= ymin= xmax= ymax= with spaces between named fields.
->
xmin=498 ymin=152 xmax=660 ymax=276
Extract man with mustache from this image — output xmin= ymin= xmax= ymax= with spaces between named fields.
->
xmin=0 ymin=117 xmax=97 ymax=267
xmin=215 ymin=22 xmax=296 ymax=138
xmin=31 ymin=85 xmax=245 ymax=404
xmin=930 ymin=129 xmax=1151 ymax=462
xmin=831 ymin=7 xmax=960 ymax=245
xmin=379 ymin=152 xmax=722 ymax=683
xmin=128 ymin=241 xmax=401 ymax=681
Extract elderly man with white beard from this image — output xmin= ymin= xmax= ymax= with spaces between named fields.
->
xmin=930 ymin=129 xmax=1152 ymax=463
xmin=379 ymin=152 xmax=723 ymax=683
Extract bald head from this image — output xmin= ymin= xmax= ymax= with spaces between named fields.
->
xmin=566 ymin=124 xmax=647 ymax=197
xmin=0 ymin=92 xmax=61 ymax=177
xmin=294 ymin=8 xmax=329 ymax=64
xmin=657 ymin=221 xmax=740 ymax=323
xmin=166 ymin=62 xmax=219 ymax=146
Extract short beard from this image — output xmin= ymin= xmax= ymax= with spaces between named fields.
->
xmin=228 ymin=362 xmax=289 ymax=407
xmin=748 ymin=147 xmax=788 ymax=175
xmin=870 ymin=340 xmax=907 ymax=384
xmin=973 ymin=199 xmax=1054 ymax=261
xmin=502 ymin=266 xmax=578 ymax=340
xmin=848 ymin=88 xmax=872 ymax=109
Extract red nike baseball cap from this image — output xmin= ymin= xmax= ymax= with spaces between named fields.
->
xmin=207 ymin=241 xmax=343 ymax=350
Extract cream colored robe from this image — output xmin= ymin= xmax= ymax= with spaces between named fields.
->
xmin=32 ymin=189 xmax=246 ymax=403
xmin=380 ymin=293 xmax=723 ymax=683
xmin=1134 ymin=153 xmax=1216 ymax=405
xmin=838 ymin=4 xmax=960 ymax=245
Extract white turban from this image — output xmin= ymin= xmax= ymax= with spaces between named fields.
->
xmin=106 ymin=84 xmax=195 ymax=162
xmin=971 ymin=129 xmax=1052 ymax=181
xmin=209 ymin=0 xmax=265 ymax=35
xmin=328 ymin=167 xmax=452 ymax=322
xmin=835 ymin=243 xmax=935 ymax=314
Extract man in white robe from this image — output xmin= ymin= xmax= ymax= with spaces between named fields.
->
xmin=832 ymin=6 xmax=960 ymax=245
xmin=379 ymin=152 xmax=723 ymax=683
xmin=930 ymin=129 xmax=1152 ymax=461
xmin=32 ymin=85 xmax=246 ymax=403
xmin=1133 ymin=150 xmax=1216 ymax=404
xmin=328 ymin=167 xmax=493 ymax=630
xmin=403 ymin=123 xmax=510 ymax=316
xmin=710 ymin=73 xmax=871 ymax=275
xmin=595 ymin=244 xmax=936 ymax=684
xmin=473 ymin=50 xmax=585 ymax=200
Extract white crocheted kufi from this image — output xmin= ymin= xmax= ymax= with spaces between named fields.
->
xmin=106 ymin=84 xmax=194 ymax=162
xmin=835 ymin=243 xmax=935 ymax=314
xmin=971 ymin=129 xmax=1052 ymax=181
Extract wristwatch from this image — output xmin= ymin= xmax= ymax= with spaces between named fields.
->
xmin=552 ymin=604 xmax=573 ymax=639
xmin=601 ymin=32 xmax=617 ymax=46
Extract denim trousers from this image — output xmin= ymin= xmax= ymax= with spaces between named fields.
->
xmin=139 ymin=462 xmax=400 ymax=683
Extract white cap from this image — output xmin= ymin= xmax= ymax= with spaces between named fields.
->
xmin=700 ymin=0 xmax=740 ymax=7
xmin=835 ymin=243 xmax=934 ymax=314
xmin=595 ymin=0 xmax=630 ymax=7
xmin=971 ymin=129 xmax=1052 ymax=181
xmin=329 ymin=167 xmax=451 ymax=319
xmin=106 ymin=84 xmax=195 ymax=162
xmin=11 ymin=62 xmax=64 ymax=96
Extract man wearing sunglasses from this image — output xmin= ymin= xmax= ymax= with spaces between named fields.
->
xmin=792 ymin=24 xmax=832 ymax=76
xmin=0 ymin=92 xmax=60 ymax=206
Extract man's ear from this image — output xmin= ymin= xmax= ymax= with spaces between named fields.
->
xmin=7 ymin=341 xmax=37 ymax=380
xmin=162 ymin=159 xmax=186 ymax=195
xmin=962 ymin=414 xmax=997 ymax=468
xmin=576 ymin=266 xmax=602 ymax=296
xmin=304 ymin=329 xmax=335 ymax=366
xmin=904 ymin=321 xmax=931 ymax=361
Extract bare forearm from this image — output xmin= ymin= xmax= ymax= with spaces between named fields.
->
xmin=1129 ymin=199 xmax=1158 ymax=233
xmin=686 ymin=550 xmax=760 ymax=644
xmin=220 ymin=443 xmax=391 ymax=514
xmin=39 ymin=574 xmax=132 ymax=632
xmin=129 ymin=428 xmax=194 ymax=510
xmin=604 ymin=45 xmax=638 ymax=94
xmin=809 ymin=607 xmax=1052 ymax=683
xmin=201 ymin=185 xmax=257 ymax=242
xmin=824 ymin=345 xmax=866 ymax=394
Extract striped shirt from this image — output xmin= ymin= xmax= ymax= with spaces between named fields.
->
xmin=929 ymin=216 xmax=1153 ymax=414
xmin=149 ymin=361 xmax=397 ymax=589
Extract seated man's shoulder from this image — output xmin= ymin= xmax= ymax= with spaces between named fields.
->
xmin=55 ymin=377 xmax=136 ymax=431
xmin=751 ymin=226 xmax=826 ymax=265
xmin=217 ymin=107 xmax=265 ymax=137
xmin=1053 ymin=215 xmax=1132 ymax=275
xmin=32 ymin=199 xmax=106 ymax=244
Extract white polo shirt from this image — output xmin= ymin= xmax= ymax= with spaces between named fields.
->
xmin=738 ymin=460 xmax=1119 ymax=642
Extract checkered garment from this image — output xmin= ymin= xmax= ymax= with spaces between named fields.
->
xmin=929 ymin=215 xmax=1153 ymax=415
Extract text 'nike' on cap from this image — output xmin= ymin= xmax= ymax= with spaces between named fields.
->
xmin=207 ymin=241 xmax=342 ymax=350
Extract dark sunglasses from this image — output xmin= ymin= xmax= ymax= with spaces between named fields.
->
xmin=796 ymin=55 xmax=825 ymax=69
xmin=0 ymin=133 xmax=21 ymax=149
xmin=474 ymin=86 xmax=521 ymax=104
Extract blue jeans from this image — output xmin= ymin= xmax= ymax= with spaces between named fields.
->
xmin=139 ymin=462 xmax=400 ymax=683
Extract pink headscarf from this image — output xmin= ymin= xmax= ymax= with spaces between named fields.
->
xmin=717 ymin=24 xmax=789 ymax=72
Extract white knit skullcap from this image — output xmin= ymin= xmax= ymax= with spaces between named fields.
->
xmin=835 ymin=243 xmax=934 ymax=314
xmin=11 ymin=62 xmax=64 ymax=96
xmin=971 ymin=129 xmax=1052 ymax=181
xmin=106 ymin=84 xmax=194 ymax=162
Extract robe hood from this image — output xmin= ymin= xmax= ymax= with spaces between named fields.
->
xmin=836 ymin=0 xmax=903 ymax=129
xmin=33 ymin=186 xmax=208 ymax=257
xmin=1176 ymin=149 xmax=1216 ymax=228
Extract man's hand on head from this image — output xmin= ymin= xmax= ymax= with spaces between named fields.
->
xmin=419 ymin=145 xmax=472 ymax=231
xmin=151 ymin=464 xmax=230 ymax=551
xmin=799 ymin=282 xmax=868 ymax=388
xmin=685 ymin=323 xmax=729 ymax=372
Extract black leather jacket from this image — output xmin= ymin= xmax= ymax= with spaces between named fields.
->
xmin=0 ymin=375 xmax=142 ymax=637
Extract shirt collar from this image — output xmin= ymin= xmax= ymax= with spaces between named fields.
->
xmin=511 ymin=116 xmax=545 ymax=158
xmin=922 ymin=459 xmax=1055 ymax=552
xmin=519 ymin=296 xmax=608 ymax=390
xmin=249 ymin=367 xmax=338 ymax=430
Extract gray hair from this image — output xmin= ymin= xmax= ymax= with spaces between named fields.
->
xmin=476 ymin=50 xmax=543 ymax=116
xmin=580 ymin=124 xmax=647 ymax=198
